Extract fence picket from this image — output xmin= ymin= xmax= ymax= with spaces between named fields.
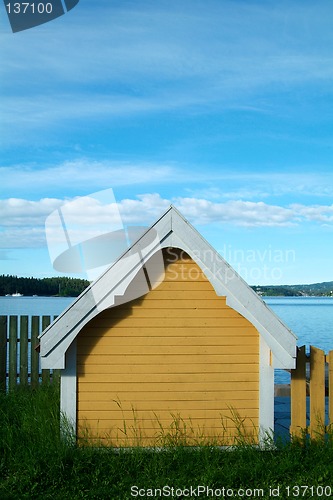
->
xmin=0 ymin=315 xmax=61 ymax=389
xmin=20 ymin=316 xmax=28 ymax=386
xmin=31 ymin=316 xmax=40 ymax=388
xmin=52 ymin=369 xmax=61 ymax=385
xmin=9 ymin=316 xmax=18 ymax=390
xmin=0 ymin=316 xmax=7 ymax=392
xmin=309 ymin=346 xmax=326 ymax=439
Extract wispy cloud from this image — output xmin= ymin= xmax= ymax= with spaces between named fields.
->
xmin=3 ymin=2 xmax=332 ymax=87
xmin=2 ymin=161 xmax=333 ymax=199
xmin=0 ymin=250 xmax=15 ymax=261
xmin=0 ymin=161 xmax=177 ymax=194
xmin=1 ymin=1 xmax=333 ymax=144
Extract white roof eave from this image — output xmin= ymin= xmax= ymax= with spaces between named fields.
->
xmin=40 ymin=205 xmax=297 ymax=370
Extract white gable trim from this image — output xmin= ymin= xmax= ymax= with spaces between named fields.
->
xmin=40 ymin=205 xmax=297 ymax=370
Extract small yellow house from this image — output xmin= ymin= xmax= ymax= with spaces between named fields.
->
xmin=40 ymin=206 xmax=297 ymax=446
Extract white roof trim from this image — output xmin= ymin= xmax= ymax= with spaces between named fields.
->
xmin=40 ymin=205 xmax=297 ymax=370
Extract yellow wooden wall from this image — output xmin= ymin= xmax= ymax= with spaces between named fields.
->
xmin=77 ymin=248 xmax=259 ymax=446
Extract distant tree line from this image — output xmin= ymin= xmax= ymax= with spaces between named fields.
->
xmin=0 ymin=275 xmax=90 ymax=297
xmin=252 ymin=281 xmax=333 ymax=297
xmin=1 ymin=274 xmax=332 ymax=298
xmin=252 ymin=286 xmax=300 ymax=297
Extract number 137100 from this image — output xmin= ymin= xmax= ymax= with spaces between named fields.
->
xmin=6 ymin=3 xmax=53 ymax=14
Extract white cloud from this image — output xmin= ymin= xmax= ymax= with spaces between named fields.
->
xmin=118 ymin=194 xmax=171 ymax=223
xmin=0 ymin=227 xmax=46 ymax=249
xmin=174 ymin=198 xmax=295 ymax=227
xmin=116 ymin=195 xmax=333 ymax=228
xmin=290 ymin=203 xmax=333 ymax=223
xmin=2 ymin=193 xmax=333 ymax=250
xmin=0 ymin=198 xmax=62 ymax=249
xmin=0 ymin=198 xmax=62 ymax=227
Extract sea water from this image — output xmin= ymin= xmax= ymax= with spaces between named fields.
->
xmin=0 ymin=295 xmax=332 ymax=384
xmin=265 ymin=296 xmax=333 ymax=383
xmin=264 ymin=296 xmax=333 ymax=354
xmin=0 ymin=296 xmax=74 ymax=318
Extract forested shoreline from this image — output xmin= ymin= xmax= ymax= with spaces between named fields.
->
xmin=252 ymin=281 xmax=333 ymax=297
xmin=1 ymin=274 xmax=332 ymax=297
xmin=0 ymin=275 xmax=90 ymax=297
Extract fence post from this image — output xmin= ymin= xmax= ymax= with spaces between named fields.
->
xmin=31 ymin=316 xmax=40 ymax=388
xmin=290 ymin=345 xmax=307 ymax=438
xmin=20 ymin=316 xmax=29 ymax=386
xmin=0 ymin=316 xmax=7 ymax=392
xmin=9 ymin=316 xmax=18 ymax=390
xmin=309 ymin=346 xmax=325 ymax=440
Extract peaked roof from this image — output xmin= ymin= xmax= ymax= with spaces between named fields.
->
xmin=40 ymin=205 xmax=297 ymax=370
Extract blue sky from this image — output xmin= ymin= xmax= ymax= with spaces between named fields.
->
xmin=1 ymin=0 xmax=333 ymax=285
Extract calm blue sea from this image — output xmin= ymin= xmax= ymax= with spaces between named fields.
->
xmin=265 ymin=296 xmax=333 ymax=383
xmin=0 ymin=296 xmax=74 ymax=318
xmin=0 ymin=295 xmax=332 ymax=384
xmin=264 ymin=296 xmax=333 ymax=354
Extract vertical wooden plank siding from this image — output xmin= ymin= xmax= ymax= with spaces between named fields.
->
xmin=42 ymin=316 xmax=51 ymax=385
xmin=77 ymin=249 xmax=260 ymax=446
xmin=31 ymin=316 xmax=40 ymax=388
xmin=19 ymin=316 xmax=29 ymax=386
xmin=9 ymin=316 xmax=18 ymax=390
xmin=309 ymin=346 xmax=325 ymax=439
xmin=0 ymin=316 xmax=7 ymax=392
xmin=290 ymin=345 xmax=307 ymax=438
xmin=329 ymin=350 xmax=333 ymax=427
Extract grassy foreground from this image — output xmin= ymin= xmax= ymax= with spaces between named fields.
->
xmin=1 ymin=386 xmax=333 ymax=499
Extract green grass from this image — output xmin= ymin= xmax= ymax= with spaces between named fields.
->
xmin=1 ymin=386 xmax=333 ymax=499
